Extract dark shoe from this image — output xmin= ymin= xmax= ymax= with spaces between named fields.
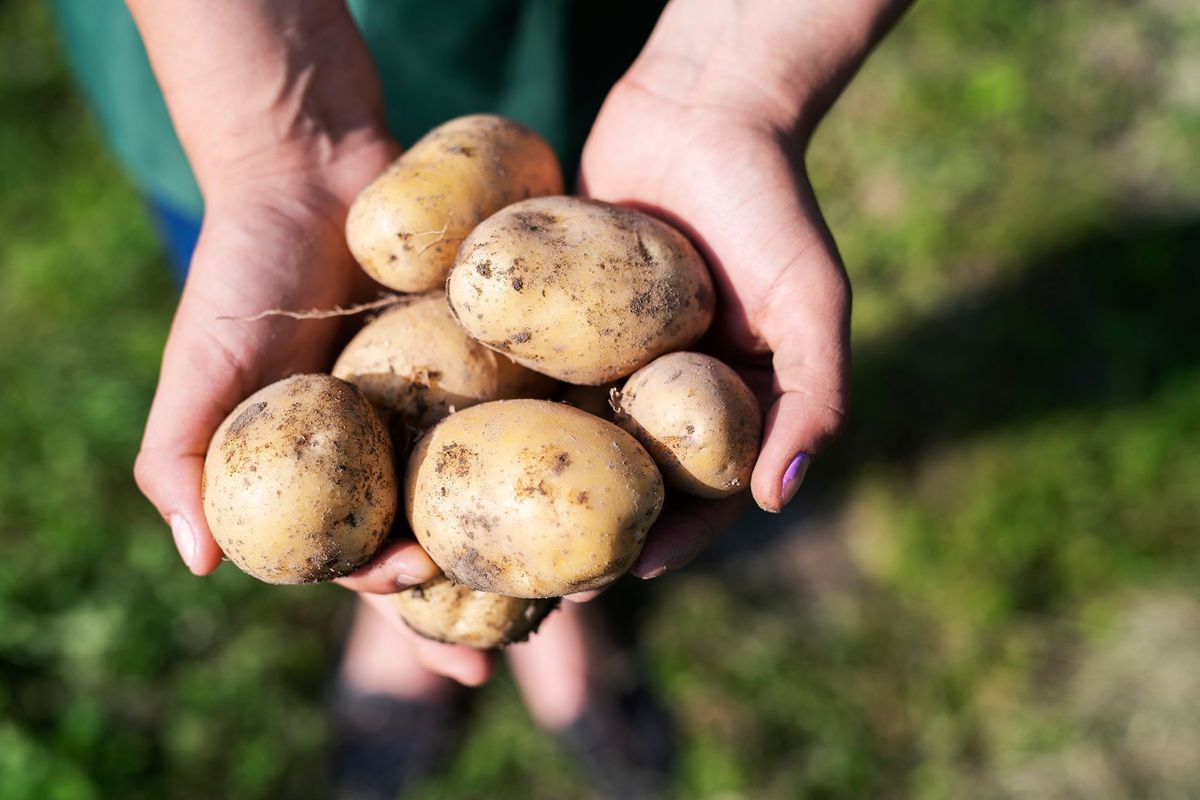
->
xmin=331 ymin=682 xmax=467 ymax=800
xmin=558 ymin=672 xmax=676 ymax=800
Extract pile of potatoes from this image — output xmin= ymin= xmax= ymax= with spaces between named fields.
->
xmin=201 ymin=115 xmax=762 ymax=649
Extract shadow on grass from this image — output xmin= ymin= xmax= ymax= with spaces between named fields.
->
xmin=716 ymin=214 xmax=1200 ymax=552
xmin=592 ymin=215 xmax=1200 ymax=797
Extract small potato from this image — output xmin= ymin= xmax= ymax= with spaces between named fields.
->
xmin=346 ymin=115 xmax=564 ymax=292
xmin=202 ymin=374 xmax=397 ymax=584
xmin=393 ymin=575 xmax=558 ymax=649
xmin=331 ymin=292 xmax=556 ymax=430
xmin=405 ymin=399 xmax=664 ymax=597
xmin=613 ymin=352 xmax=762 ymax=499
xmin=446 ymin=196 xmax=715 ymax=385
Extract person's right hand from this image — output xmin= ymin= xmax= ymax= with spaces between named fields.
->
xmin=126 ymin=0 xmax=493 ymax=686
xmin=132 ymin=144 xmax=494 ymax=686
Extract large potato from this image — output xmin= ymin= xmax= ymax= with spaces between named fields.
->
xmin=613 ymin=352 xmax=762 ymax=499
xmin=393 ymin=575 xmax=558 ymax=649
xmin=446 ymin=196 xmax=715 ymax=384
xmin=405 ymin=399 xmax=664 ymax=597
xmin=346 ymin=115 xmax=564 ymax=292
xmin=331 ymin=292 xmax=556 ymax=430
xmin=202 ymin=374 xmax=397 ymax=584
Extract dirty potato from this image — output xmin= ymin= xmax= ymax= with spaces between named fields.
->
xmin=446 ymin=196 xmax=715 ymax=385
xmin=346 ymin=115 xmax=564 ymax=292
xmin=202 ymin=374 xmax=397 ymax=584
xmin=405 ymin=399 xmax=664 ymax=597
xmin=393 ymin=575 xmax=558 ymax=649
xmin=612 ymin=352 xmax=761 ymax=498
xmin=331 ymin=292 xmax=556 ymax=430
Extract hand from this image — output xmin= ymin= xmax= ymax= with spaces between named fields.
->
xmin=131 ymin=146 xmax=494 ymax=684
xmin=126 ymin=0 xmax=495 ymax=684
xmin=578 ymin=48 xmax=855 ymax=581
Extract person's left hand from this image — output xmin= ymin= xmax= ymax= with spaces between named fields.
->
xmin=576 ymin=66 xmax=852 ymax=582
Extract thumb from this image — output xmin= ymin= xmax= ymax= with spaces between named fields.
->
xmin=748 ymin=208 xmax=851 ymax=513
xmin=134 ymin=445 xmax=225 ymax=575
xmin=134 ymin=312 xmax=253 ymax=575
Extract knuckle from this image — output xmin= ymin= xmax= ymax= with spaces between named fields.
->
xmin=132 ymin=450 xmax=159 ymax=500
xmin=819 ymin=404 xmax=849 ymax=444
xmin=829 ymin=268 xmax=852 ymax=311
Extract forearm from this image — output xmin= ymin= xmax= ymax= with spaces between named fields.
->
xmin=623 ymin=0 xmax=913 ymax=135
xmin=125 ymin=0 xmax=388 ymax=196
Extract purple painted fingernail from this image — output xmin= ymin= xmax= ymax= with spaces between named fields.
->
xmin=779 ymin=453 xmax=811 ymax=509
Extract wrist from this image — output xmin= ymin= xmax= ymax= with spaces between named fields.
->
xmin=624 ymin=0 xmax=912 ymax=139
xmin=199 ymin=134 xmax=396 ymax=228
xmin=129 ymin=0 xmax=392 ymax=197
xmin=197 ymin=125 xmax=397 ymax=209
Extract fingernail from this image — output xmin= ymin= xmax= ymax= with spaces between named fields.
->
xmin=780 ymin=453 xmax=811 ymax=509
xmin=169 ymin=514 xmax=196 ymax=569
xmin=396 ymin=554 xmax=440 ymax=588
xmin=396 ymin=572 xmax=434 ymax=588
xmin=635 ymin=564 xmax=668 ymax=580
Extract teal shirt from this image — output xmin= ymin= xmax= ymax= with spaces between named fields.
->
xmin=52 ymin=0 xmax=661 ymax=217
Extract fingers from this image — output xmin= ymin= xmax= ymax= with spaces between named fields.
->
xmin=133 ymin=320 xmax=250 ymax=574
xmin=134 ymin=207 xmax=355 ymax=575
xmin=134 ymin=448 xmax=225 ymax=575
xmin=750 ymin=245 xmax=851 ymax=513
xmin=358 ymin=593 xmax=495 ymax=686
xmin=631 ymin=493 xmax=749 ymax=579
xmin=334 ymin=538 xmax=440 ymax=594
xmin=408 ymin=632 xmax=495 ymax=687
xmin=133 ymin=315 xmax=263 ymax=573
xmin=563 ymin=588 xmax=606 ymax=604
xmin=750 ymin=392 xmax=838 ymax=512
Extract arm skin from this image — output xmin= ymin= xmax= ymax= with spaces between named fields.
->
xmin=577 ymin=0 xmax=913 ymax=581
xmin=126 ymin=0 xmax=492 ymax=686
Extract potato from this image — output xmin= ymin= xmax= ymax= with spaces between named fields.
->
xmin=446 ymin=196 xmax=715 ymax=385
xmin=202 ymin=374 xmax=397 ymax=584
xmin=612 ymin=352 xmax=762 ymax=499
xmin=331 ymin=292 xmax=556 ymax=430
xmin=393 ymin=575 xmax=558 ymax=649
xmin=405 ymin=399 xmax=664 ymax=597
xmin=346 ymin=115 xmax=564 ymax=292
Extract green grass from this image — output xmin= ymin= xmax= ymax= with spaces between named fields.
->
xmin=2 ymin=0 xmax=1199 ymax=797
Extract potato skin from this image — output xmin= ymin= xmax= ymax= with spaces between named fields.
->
xmin=393 ymin=575 xmax=558 ymax=649
xmin=331 ymin=292 xmax=556 ymax=430
xmin=405 ymin=399 xmax=664 ymax=597
xmin=446 ymin=196 xmax=715 ymax=385
xmin=613 ymin=352 xmax=762 ymax=499
xmin=202 ymin=375 xmax=397 ymax=584
xmin=346 ymin=115 xmax=564 ymax=292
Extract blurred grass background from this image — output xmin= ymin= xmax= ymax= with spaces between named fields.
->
xmin=2 ymin=0 xmax=1199 ymax=797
